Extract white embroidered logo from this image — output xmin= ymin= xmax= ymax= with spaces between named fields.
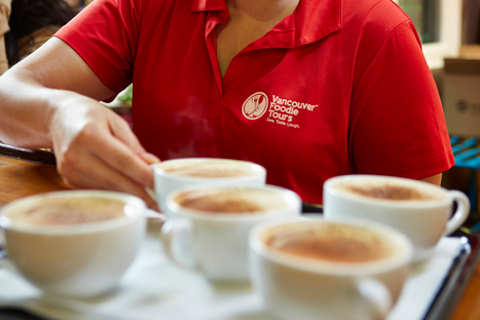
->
xmin=242 ymin=92 xmax=269 ymax=120
xmin=242 ymin=92 xmax=318 ymax=129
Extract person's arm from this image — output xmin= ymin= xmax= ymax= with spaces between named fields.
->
xmin=420 ymin=173 xmax=442 ymax=186
xmin=0 ymin=37 xmax=159 ymax=208
xmin=0 ymin=0 xmax=11 ymax=75
xmin=350 ymin=16 xmax=454 ymax=182
xmin=0 ymin=33 xmax=7 ymax=74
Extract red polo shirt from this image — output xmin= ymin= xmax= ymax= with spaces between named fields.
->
xmin=55 ymin=0 xmax=454 ymax=204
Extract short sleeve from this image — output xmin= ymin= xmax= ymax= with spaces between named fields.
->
xmin=349 ymin=21 xmax=454 ymax=179
xmin=54 ymin=0 xmax=141 ymax=93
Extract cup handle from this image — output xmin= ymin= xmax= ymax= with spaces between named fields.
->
xmin=0 ymin=228 xmax=8 ymax=267
xmin=0 ymin=244 xmax=14 ymax=271
xmin=355 ymin=278 xmax=391 ymax=320
xmin=160 ymin=218 xmax=196 ymax=269
xmin=443 ymin=190 xmax=471 ymax=236
xmin=144 ymin=208 xmax=166 ymax=221
xmin=146 ymin=188 xmax=158 ymax=203
xmin=0 ymin=243 xmax=6 ymax=260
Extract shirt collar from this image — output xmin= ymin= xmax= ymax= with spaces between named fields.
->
xmin=191 ymin=0 xmax=226 ymax=12
xmin=294 ymin=0 xmax=342 ymax=46
xmin=190 ymin=0 xmax=342 ymax=47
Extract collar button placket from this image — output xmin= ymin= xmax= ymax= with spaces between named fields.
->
xmin=204 ymin=11 xmax=227 ymax=120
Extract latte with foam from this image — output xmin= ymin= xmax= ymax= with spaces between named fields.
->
xmin=152 ymin=158 xmax=267 ymax=214
xmin=249 ymin=218 xmax=413 ymax=320
xmin=6 ymin=197 xmax=128 ymax=227
xmin=158 ymin=159 xmax=259 ymax=178
xmin=332 ymin=180 xmax=445 ymax=202
xmin=0 ymin=191 xmax=146 ymax=297
xmin=261 ymin=221 xmax=397 ymax=263
xmin=323 ymin=175 xmax=470 ymax=262
xmin=173 ymin=187 xmax=290 ymax=214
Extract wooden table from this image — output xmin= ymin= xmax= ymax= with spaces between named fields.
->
xmin=0 ymin=145 xmax=479 ymax=320
xmin=0 ymin=147 xmax=70 ymax=207
xmin=450 ymin=253 xmax=480 ymax=320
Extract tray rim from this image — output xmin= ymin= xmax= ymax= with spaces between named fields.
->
xmin=423 ymin=230 xmax=480 ymax=320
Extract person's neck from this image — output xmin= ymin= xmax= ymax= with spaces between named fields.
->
xmin=226 ymin=0 xmax=299 ymax=22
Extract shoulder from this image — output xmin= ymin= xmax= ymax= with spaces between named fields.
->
xmin=342 ymin=0 xmax=409 ymax=23
xmin=75 ymin=0 xmax=189 ymax=26
xmin=338 ymin=0 xmax=421 ymax=84
xmin=341 ymin=0 xmax=411 ymax=36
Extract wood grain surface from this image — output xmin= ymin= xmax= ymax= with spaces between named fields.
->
xmin=450 ymin=264 xmax=480 ymax=320
xmin=0 ymin=154 xmax=70 ymax=207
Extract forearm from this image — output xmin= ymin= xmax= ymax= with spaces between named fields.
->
xmin=0 ymin=37 xmax=114 ymax=149
xmin=420 ymin=173 xmax=442 ymax=186
xmin=0 ymin=67 xmax=80 ymax=149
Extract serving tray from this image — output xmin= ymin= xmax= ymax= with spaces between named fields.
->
xmin=424 ymin=229 xmax=480 ymax=320
xmin=0 ymin=223 xmax=479 ymax=320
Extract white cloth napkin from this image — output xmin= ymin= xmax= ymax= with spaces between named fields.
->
xmin=0 ymin=233 xmax=465 ymax=320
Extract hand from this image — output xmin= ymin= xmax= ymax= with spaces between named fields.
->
xmin=49 ymin=94 xmax=160 ymax=209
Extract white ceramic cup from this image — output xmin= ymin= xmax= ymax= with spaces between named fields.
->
xmin=160 ymin=184 xmax=302 ymax=282
xmin=323 ymin=174 xmax=470 ymax=261
xmin=0 ymin=190 xmax=147 ymax=297
xmin=151 ymin=158 xmax=267 ymax=213
xmin=249 ymin=217 xmax=413 ymax=320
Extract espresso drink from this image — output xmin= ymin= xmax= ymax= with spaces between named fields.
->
xmin=173 ymin=187 xmax=290 ymax=214
xmin=159 ymin=159 xmax=258 ymax=178
xmin=7 ymin=197 xmax=128 ymax=227
xmin=261 ymin=222 xmax=397 ymax=263
xmin=333 ymin=180 xmax=445 ymax=202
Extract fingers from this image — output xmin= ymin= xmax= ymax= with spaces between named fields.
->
xmin=108 ymin=116 xmax=161 ymax=166
xmin=58 ymin=147 xmax=158 ymax=209
xmin=106 ymin=112 xmax=161 ymax=188
xmin=68 ymin=114 xmax=155 ymax=190
xmin=52 ymin=102 xmax=160 ymax=208
xmin=108 ymin=115 xmax=146 ymax=154
xmin=106 ymin=111 xmax=160 ymax=166
xmin=137 ymin=152 xmax=160 ymax=165
xmin=94 ymin=137 xmax=156 ymax=189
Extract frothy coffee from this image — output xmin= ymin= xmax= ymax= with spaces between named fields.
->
xmin=334 ymin=180 xmax=445 ymax=202
xmin=7 ymin=197 xmax=128 ymax=227
xmin=159 ymin=159 xmax=257 ymax=178
xmin=173 ymin=187 xmax=290 ymax=214
xmin=262 ymin=222 xmax=397 ymax=263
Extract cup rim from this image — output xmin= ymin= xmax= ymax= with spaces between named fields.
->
xmin=324 ymin=174 xmax=451 ymax=207
xmin=0 ymin=190 xmax=146 ymax=234
xmin=249 ymin=216 xmax=414 ymax=276
xmin=150 ymin=157 xmax=267 ymax=181
xmin=164 ymin=184 xmax=302 ymax=221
